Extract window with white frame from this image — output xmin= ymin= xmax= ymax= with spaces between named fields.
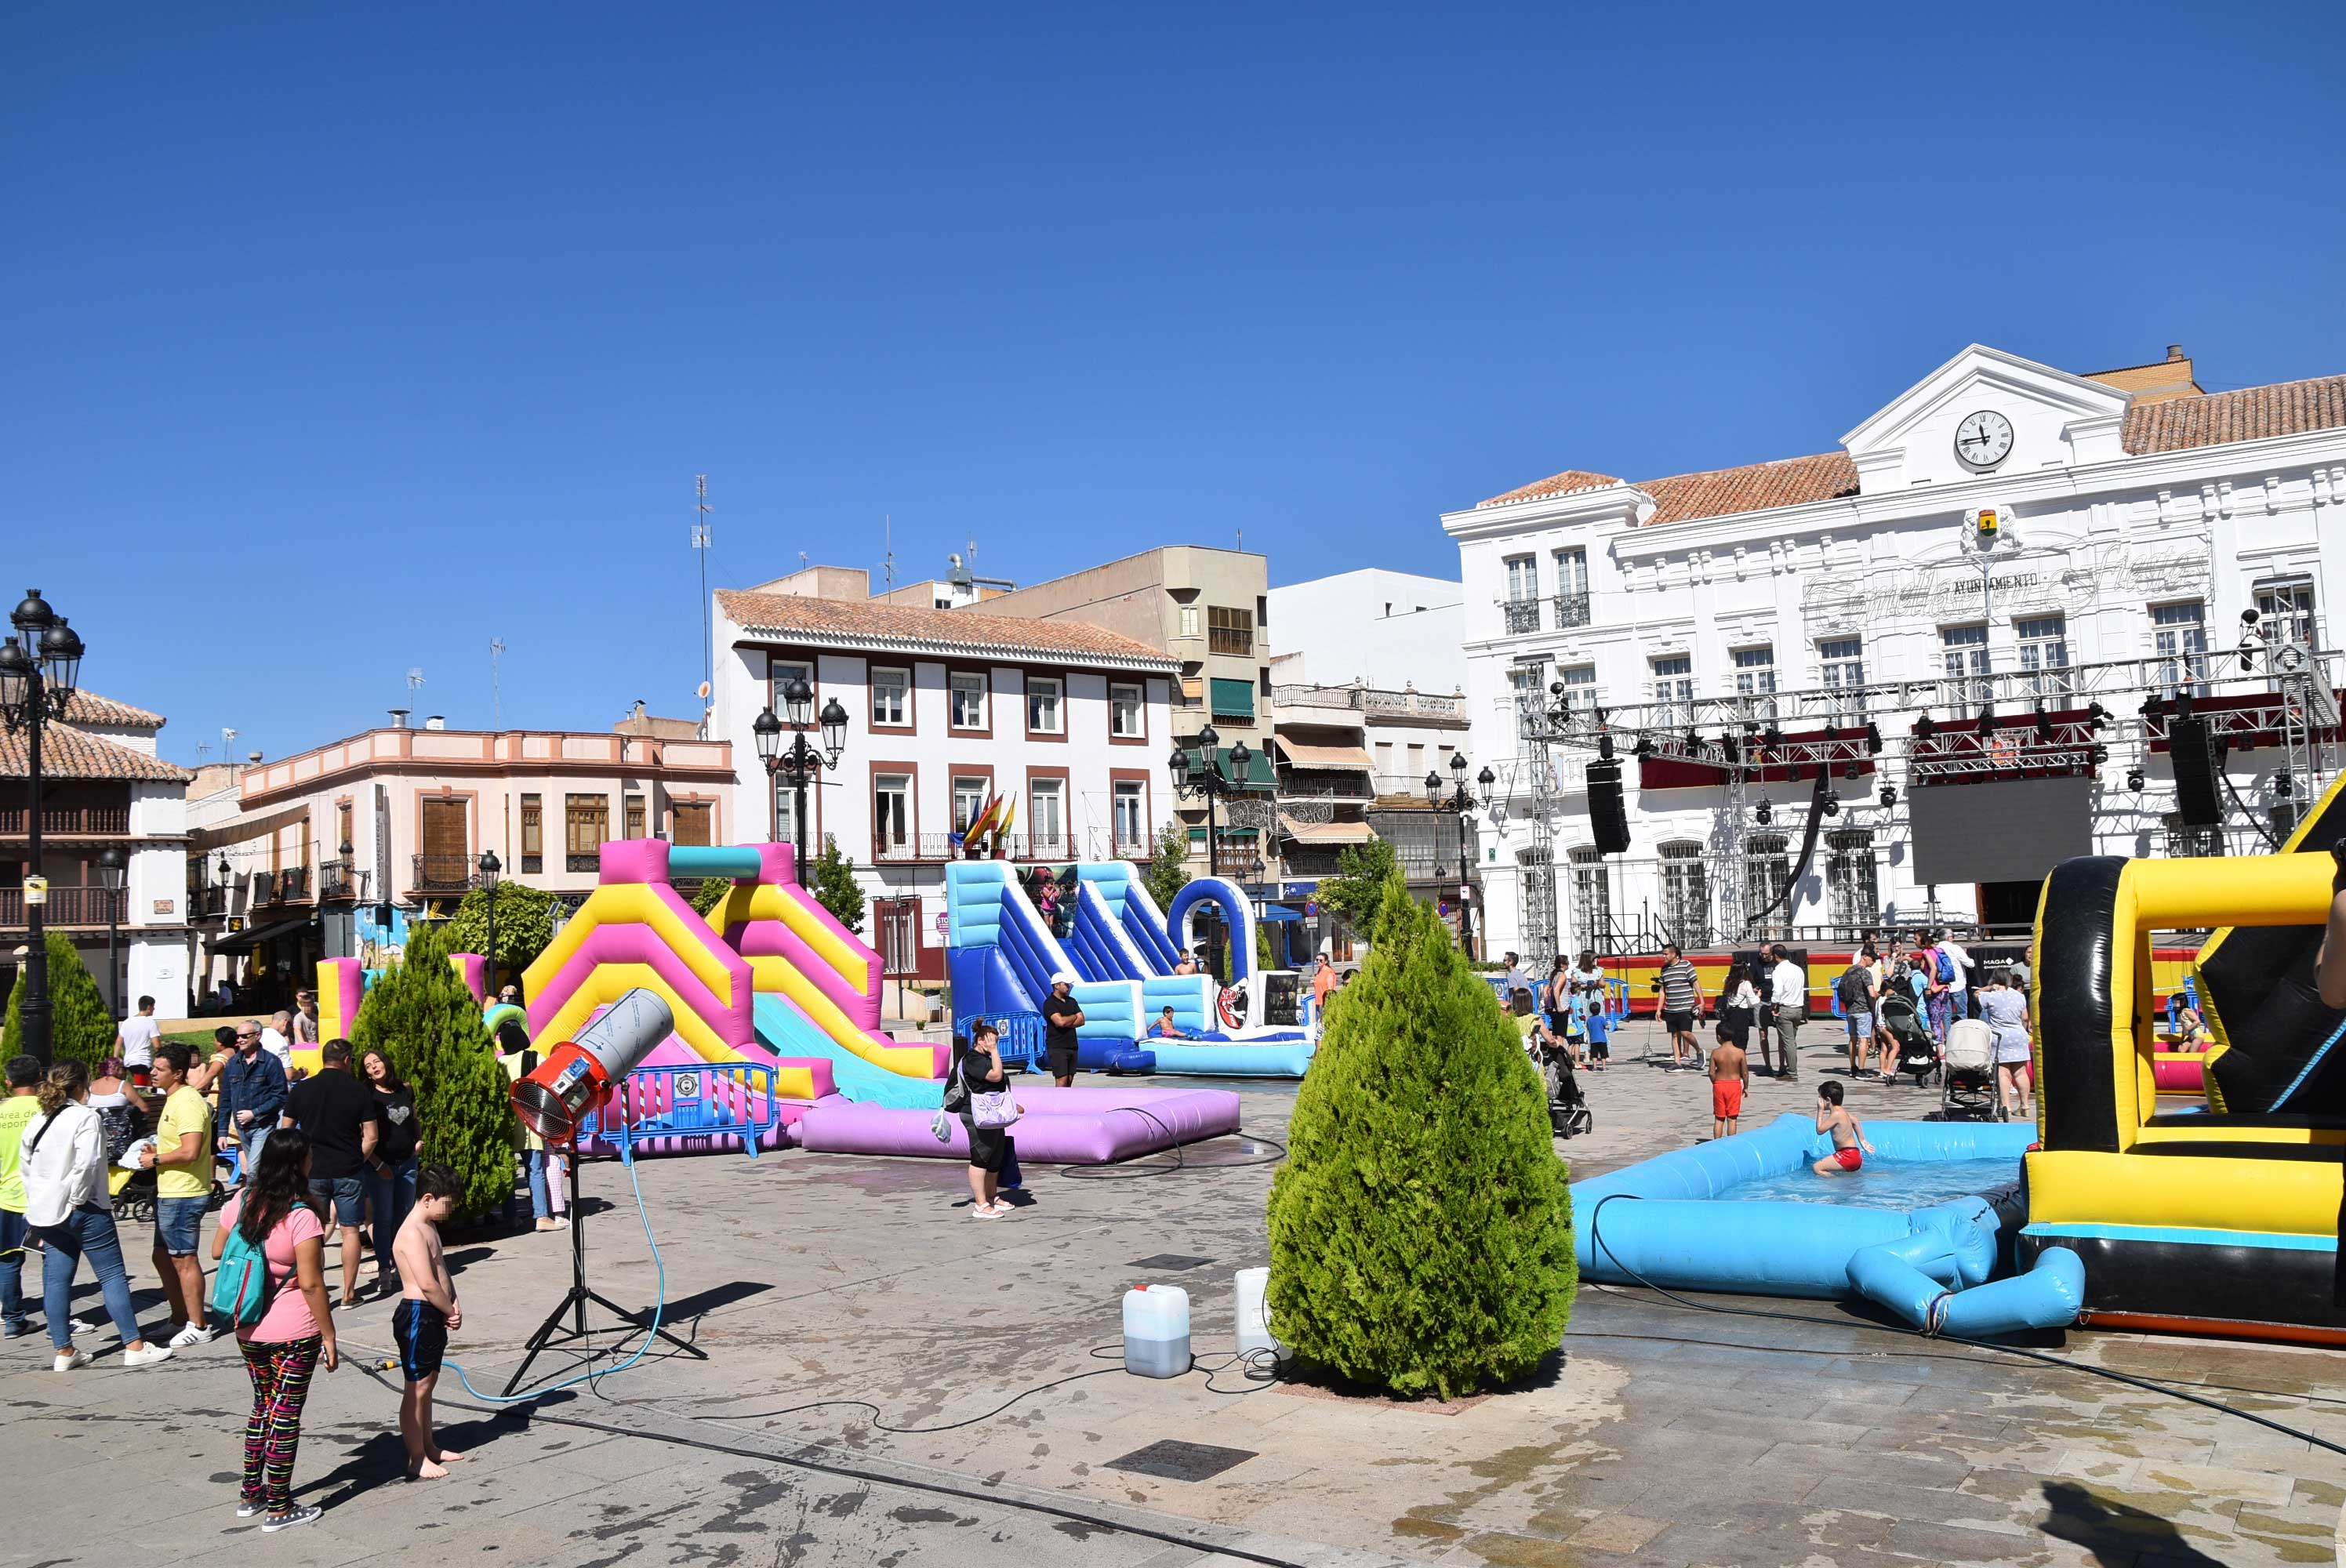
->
xmin=873 ymin=775 xmax=912 ymax=856
xmin=1112 ymin=781 xmax=1146 ymax=851
xmin=1552 ymin=547 xmax=1589 ymax=627
xmin=1825 ymin=827 xmax=1879 ymax=933
xmin=2151 ymin=602 xmax=2206 ymax=695
xmin=1658 ymin=840 xmax=1711 ymax=946
xmin=1502 ymin=555 xmax=1540 ymax=633
xmin=1941 ymin=624 xmax=1989 ymax=715
xmin=1732 ymin=644 xmax=1777 ymax=719
xmin=870 ymin=666 xmax=910 ymax=727
xmin=1744 ymin=833 xmax=1791 ymax=937
xmin=2017 ymin=615 xmax=2070 ymax=697
xmin=1557 ymin=663 xmax=1596 ymax=715
xmin=770 ymin=659 xmax=813 ymax=715
xmin=773 ymin=781 xmax=804 ymax=848
xmin=951 ymin=775 xmax=989 ymax=833
xmin=949 ymin=671 xmax=987 ymax=729
xmin=1651 ymin=654 xmax=1694 ymax=725
xmin=1109 ymin=682 xmax=1143 ymax=738
xmin=2256 ymin=579 xmax=2316 ymax=648
xmin=1025 ymin=675 xmax=1063 ymax=735
xmin=1567 ymin=845 xmax=1612 ymax=949
xmin=1029 ymin=779 xmax=1066 ymax=854
xmin=1820 ymin=637 xmax=1865 ymax=719
xmin=1178 ymin=604 xmax=1200 ymax=639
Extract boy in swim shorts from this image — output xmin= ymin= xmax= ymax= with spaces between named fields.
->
xmin=1811 ymin=1080 xmax=1876 ymax=1175
xmin=1707 ymin=1022 xmax=1747 ymax=1139
xmin=391 ymin=1163 xmax=466 ymax=1479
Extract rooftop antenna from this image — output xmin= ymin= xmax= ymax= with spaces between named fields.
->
xmin=882 ymin=514 xmax=894 ymax=597
xmin=221 ymin=727 xmax=238 ymax=762
xmin=406 ymin=668 xmax=426 ymax=710
xmin=491 ymin=637 xmax=507 ymax=730
xmin=799 ymin=550 xmax=808 ymax=569
xmin=692 ymin=475 xmax=714 ymax=736
xmin=194 ymin=740 xmax=211 ymax=764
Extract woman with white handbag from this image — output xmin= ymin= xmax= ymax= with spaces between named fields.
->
xmin=956 ymin=1022 xmax=1021 ymax=1218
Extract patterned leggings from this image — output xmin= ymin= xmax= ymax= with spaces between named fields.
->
xmin=241 ymin=1336 xmax=321 ymax=1515
xmin=1926 ymin=991 xmax=1954 ymax=1044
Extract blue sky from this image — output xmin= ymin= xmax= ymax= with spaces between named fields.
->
xmin=7 ymin=3 xmax=2342 ymax=763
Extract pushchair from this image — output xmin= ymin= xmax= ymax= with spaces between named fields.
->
xmin=1939 ymin=1018 xmax=2002 ymax=1120
xmin=1879 ymin=995 xmax=1940 ymax=1087
xmin=1538 ymin=1041 xmax=1593 ymax=1139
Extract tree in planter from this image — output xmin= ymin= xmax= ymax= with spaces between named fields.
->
xmin=442 ymin=880 xmax=559 ymax=985
xmin=807 ymin=834 xmax=866 ymax=935
xmin=349 ymin=921 xmax=516 ymax=1219
xmin=2 ymin=931 xmax=115 ymax=1068
xmin=1315 ymin=837 xmax=1402 ymax=943
xmin=1142 ymin=820 xmax=1191 ymax=913
xmin=1267 ymin=875 xmax=1574 ymax=1399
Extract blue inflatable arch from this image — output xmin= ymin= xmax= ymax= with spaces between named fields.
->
xmin=1165 ymin=877 xmax=1255 ymax=984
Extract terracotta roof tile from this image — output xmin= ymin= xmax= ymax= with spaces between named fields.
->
xmin=2122 ymin=375 xmax=2346 ymax=455
xmin=1475 ymin=470 xmax=1623 ymax=510
xmin=717 ymin=590 xmax=1176 ymax=669
xmin=0 ymin=719 xmax=194 ymax=782
xmin=60 ymin=691 xmax=166 ymax=728
xmin=1640 ymin=451 xmax=1861 ymax=527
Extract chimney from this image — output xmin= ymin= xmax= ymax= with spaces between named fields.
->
xmin=424 ymin=714 xmax=446 ymax=731
xmin=388 ymin=708 xmax=409 ymax=729
xmin=2166 ymin=344 xmax=2185 ymax=361
xmin=247 ymin=750 xmax=263 ymax=764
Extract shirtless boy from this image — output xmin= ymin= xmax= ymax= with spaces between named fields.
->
xmin=1811 ymin=1080 xmax=1876 ymax=1175
xmin=1707 ymin=1022 xmax=1747 ymax=1139
xmin=391 ymin=1163 xmax=467 ymax=1479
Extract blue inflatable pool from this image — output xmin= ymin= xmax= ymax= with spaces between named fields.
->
xmin=1077 ymin=1035 xmax=1313 ymax=1077
xmin=1574 ymin=1115 xmax=2084 ymax=1337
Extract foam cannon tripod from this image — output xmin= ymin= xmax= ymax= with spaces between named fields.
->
xmin=503 ymin=987 xmax=705 ymax=1393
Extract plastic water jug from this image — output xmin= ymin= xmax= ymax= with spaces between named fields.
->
xmin=1121 ymin=1284 xmax=1191 ymax=1378
xmin=1233 ymin=1267 xmax=1278 ymax=1359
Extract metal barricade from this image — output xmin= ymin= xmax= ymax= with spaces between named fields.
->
xmin=961 ymin=1010 xmax=1047 ymax=1070
xmin=579 ymin=1062 xmax=780 ymax=1159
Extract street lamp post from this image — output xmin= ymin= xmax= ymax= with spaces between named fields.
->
xmin=1426 ymin=752 xmax=1495 ymax=962
xmin=1167 ymin=724 xmax=1253 ymax=881
xmin=478 ymin=849 xmax=502 ymax=997
xmin=96 ymin=845 xmax=125 ymax=1020
xmin=754 ymin=677 xmax=849 ymax=872
xmin=0 ymin=589 xmax=88 ymax=1065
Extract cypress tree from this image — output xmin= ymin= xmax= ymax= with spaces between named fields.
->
xmin=2 ymin=931 xmax=116 ymax=1067
xmin=350 ymin=921 xmax=515 ymax=1218
xmin=1267 ymin=876 xmax=1574 ymax=1398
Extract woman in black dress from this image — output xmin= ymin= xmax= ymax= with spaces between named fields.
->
xmin=358 ymin=1046 xmax=420 ymax=1291
xmin=956 ymin=1022 xmax=1013 ymax=1219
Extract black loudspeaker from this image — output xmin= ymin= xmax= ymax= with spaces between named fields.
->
xmin=2167 ymin=717 xmax=2224 ymax=827
xmin=1586 ymin=759 xmax=1631 ymax=854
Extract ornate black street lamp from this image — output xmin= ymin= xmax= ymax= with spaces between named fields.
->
xmin=1426 ymin=751 xmax=1495 ymax=961
xmin=478 ymin=849 xmax=502 ymax=995
xmin=96 ymin=845 xmax=125 ymax=1020
xmin=0 ymin=590 xmax=87 ymax=1064
xmin=1168 ymin=724 xmax=1253 ymax=880
xmin=754 ymin=676 xmax=849 ymax=871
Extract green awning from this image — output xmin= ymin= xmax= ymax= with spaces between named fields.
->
xmin=1213 ymin=746 xmax=1274 ymax=787
xmin=1209 ymin=677 xmax=1256 ymax=720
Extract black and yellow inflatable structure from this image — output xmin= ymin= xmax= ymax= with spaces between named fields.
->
xmin=2022 ymin=783 xmax=2346 ymax=1344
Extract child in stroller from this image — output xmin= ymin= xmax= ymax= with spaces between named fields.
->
xmin=1529 ymin=1018 xmax=1593 ymax=1138
xmin=1877 ymin=995 xmax=1940 ymax=1087
xmin=1939 ymin=1018 xmax=2003 ymax=1120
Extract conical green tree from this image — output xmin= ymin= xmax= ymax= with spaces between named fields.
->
xmin=349 ymin=921 xmax=515 ymax=1219
xmin=1268 ymin=875 xmax=1574 ymax=1399
xmin=2 ymin=930 xmax=117 ymax=1068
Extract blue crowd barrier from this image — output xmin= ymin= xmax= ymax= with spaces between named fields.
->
xmin=961 ymin=1010 xmax=1047 ymax=1069
xmin=580 ymin=1062 xmax=780 ymax=1159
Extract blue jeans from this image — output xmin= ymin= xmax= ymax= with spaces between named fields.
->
xmin=0 ymin=1208 xmax=27 ymax=1331
xmin=236 ymin=1123 xmax=271 ymax=1183
xmin=368 ymin=1156 xmax=419 ymax=1272
xmin=35 ymin=1204 xmax=146 ymax=1351
xmin=525 ymin=1149 xmax=566 ymax=1219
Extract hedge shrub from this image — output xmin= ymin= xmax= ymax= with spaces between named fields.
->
xmin=350 ymin=921 xmax=516 ymax=1219
xmin=1267 ymin=875 xmax=1574 ymax=1398
xmin=2 ymin=930 xmax=116 ymax=1067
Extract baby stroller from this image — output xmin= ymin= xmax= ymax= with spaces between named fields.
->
xmin=1538 ymin=1040 xmax=1593 ymax=1139
xmin=1879 ymin=995 xmax=1940 ymax=1087
xmin=1940 ymin=1018 xmax=2002 ymax=1120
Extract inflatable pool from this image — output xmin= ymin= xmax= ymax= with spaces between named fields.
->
xmin=1076 ymin=1033 xmax=1313 ymax=1077
xmin=1574 ymin=1115 xmax=2083 ymax=1336
xmin=793 ymin=1083 xmax=1241 ymax=1163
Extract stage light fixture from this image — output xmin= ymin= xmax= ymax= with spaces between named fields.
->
xmin=2033 ymin=704 xmax=2054 ymax=743
xmin=1764 ymin=722 xmax=1783 ymax=749
xmin=2175 ymin=689 xmax=2195 ymax=719
xmin=2087 ymin=701 xmax=2109 ymax=731
xmin=1755 ymin=798 xmax=1773 ymax=826
xmin=1864 ymin=722 xmax=1883 ymax=754
xmin=1913 ymin=713 xmax=1936 ymax=739
xmin=1879 ymin=784 xmax=1898 ymax=808
xmin=1821 ymin=791 xmax=1842 ymax=818
xmin=2126 ymin=766 xmax=2144 ymax=791
xmin=2277 ymin=771 xmax=2296 ymax=799
xmin=1597 ymin=731 xmax=1615 ymax=760
xmin=2090 ymin=743 xmax=2109 ymax=764
xmin=1549 ymin=680 xmax=1566 ymax=698
xmin=1843 ymin=759 xmax=1860 ymax=780
xmin=1632 ymin=735 xmax=1654 ymax=758
xmin=1976 ymin=708 xmax=1996 ymax=738
xmin=1720 ymin=731 xmax=1739 ymax=763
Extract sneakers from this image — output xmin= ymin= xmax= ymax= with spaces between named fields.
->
xmin=53 ymin=1348 xmax=93 ymax=1372
xmin=1 ymin=1320 xmax=27 ymax=1339
xmin=971 ymin=1203 xmax=1000 ymax=1219
xmin=261 ymin=1505 xmax=322 ymax=1533
xmin=169 ymin=1321 xmax=216 ymax=1348
xmin=122 ymin=1344 xmax=175 ymax=1370
xmin=235 ymin=1501 xmax=261 ymax=1519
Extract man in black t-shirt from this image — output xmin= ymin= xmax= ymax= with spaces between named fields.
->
xmin=1042 ymin=972 xmax=1084 ymax=1087
xmin=281 ymin=1038 xmax=381 ymax=1307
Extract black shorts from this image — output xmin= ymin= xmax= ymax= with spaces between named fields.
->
xmin=1663 ymin=1010 xmax=1694 ymax=1034
xmin=1045 ymin=1044 xmax=1079 ymax=1079
xmin=965 ymin=1119 xmax=1008 ymax=1173
xmin=392 ymin=1298 xmax=448 ymax=1383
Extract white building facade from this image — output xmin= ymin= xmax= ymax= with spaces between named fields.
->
xmin=1447 ymin=344 xmax=2346 ymax=957
xmin=711 ymin=588 xmax=1177 ymax=982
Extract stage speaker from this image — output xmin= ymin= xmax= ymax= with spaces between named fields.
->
xmin=1586 ymin=759 xmax=1630 ymax=854
xmin=2167 ymin=717 xmax=2224 ymax=827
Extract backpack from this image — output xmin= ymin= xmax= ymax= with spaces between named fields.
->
xmin=1836 ymin=966 xmax=1871 ymax=1011
xmin=1933 ymin=948 xmax=1956 ymax=985
xmin=210 ymin=1214 xmax=277 ymax=1327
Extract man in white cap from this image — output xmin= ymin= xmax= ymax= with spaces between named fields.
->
xmin=1043 ymin=972 xmax=1084 ymax=1087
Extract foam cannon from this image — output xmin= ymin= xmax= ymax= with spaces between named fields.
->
xmin=510 ymin=987 xmax=674 ymax=1144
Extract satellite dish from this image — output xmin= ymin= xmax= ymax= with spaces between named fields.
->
xmin=696 ymin=681 xmax=711 ymax=699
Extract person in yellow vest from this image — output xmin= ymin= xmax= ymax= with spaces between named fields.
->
xmin=0 ymin=1054 xmax=45 ymax=1338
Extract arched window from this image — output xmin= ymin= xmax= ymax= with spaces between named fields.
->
xmin=1658 ymin=840 xmax=1711 ymax=947
xmin=1825 ymin=827 xmax=1879 ymax=936
xmin=1565 ymin=844 xmax=1611 ymax=949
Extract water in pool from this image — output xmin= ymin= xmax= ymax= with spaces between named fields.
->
xmin=1718 ymin=1155 xmax=2021 ymax=1211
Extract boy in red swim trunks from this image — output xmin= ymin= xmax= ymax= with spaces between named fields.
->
xmin=1811 ymin=1080 xmax=1876 ymax=1174
xmin=1707 ymin=1023 xmax=1747 ymax=1139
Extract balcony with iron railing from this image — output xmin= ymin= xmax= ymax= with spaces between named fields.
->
xmin=868 ymin=831 xmax=1164 ymax=866
xmin=0 ymin=803 xmax=133 ymax=836
xmin=1552 ymin=591 xmax=1591 ymax=630
xmin=1276 ymin=769 xmax=1375 ymax=800
xmin=0 ymin=887 xmax=126 ymax=927
xmin=412 ymin=852 xmax=478 ymax=894
xmin=318 ymin=858 xmax=363 ymax=901
xmin=1500 ymin=597 xmax=1542 ymax=634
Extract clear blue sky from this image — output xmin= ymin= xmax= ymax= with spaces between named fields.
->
xmin=8 ymin=3 xmax=2342 ymax=764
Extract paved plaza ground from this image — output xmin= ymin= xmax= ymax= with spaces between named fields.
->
xmin=3 ymin=1021 xmax=2341 ymax=1567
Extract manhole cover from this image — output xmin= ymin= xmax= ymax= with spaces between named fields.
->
xmin=1128 ymin=1254 xmax=1214 ymax=1272
xmin=1105 ymin=1439 xmax=1258 ymax=1483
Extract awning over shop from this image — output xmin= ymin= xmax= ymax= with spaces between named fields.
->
xmin=1273 ymin=739 xmax=1375 ymax=772
xmin=1277 ymin=815 xmax=1378 ymax=845
xmin=209 ymin=913 xmax=318 ymax=955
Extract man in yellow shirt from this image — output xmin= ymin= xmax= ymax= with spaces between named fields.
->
xmin=0 ymin=1054 xmax=43 ymax=1338
xmin=139 ymin=1043 xmax=216 ymax=1345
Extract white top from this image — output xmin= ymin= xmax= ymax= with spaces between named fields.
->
xmin=259 ymin=1027 xmax=293 ymax=1069
xmin=1728 ymin=980 xmax=1760 ymax=1009
xmin=1769 ymin=960 xmax=1806 ymax=1011
xmin=1941 ymin=940 xmax=1971 ymax=991
xmin=117 ymin=1014 xmax=161 ymax=1067
xmin=20 ymin=1102 xmax=107 ymax=1227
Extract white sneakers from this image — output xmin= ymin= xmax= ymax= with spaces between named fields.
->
xmin=122 ymin=1344 xmax=174 ymax=1369
xmin=169 ymin=1322 xmax=216 ymax=1348
xmin=52 ymin=1348 xmax=93 ymax=1373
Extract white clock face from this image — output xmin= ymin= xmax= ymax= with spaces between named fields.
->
xmin=1955 ymin=409 xmax=2014 ymax=469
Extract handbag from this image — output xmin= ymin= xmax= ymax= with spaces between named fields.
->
xmin=970 ymin=1089 xmax=1022 ymax=1130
